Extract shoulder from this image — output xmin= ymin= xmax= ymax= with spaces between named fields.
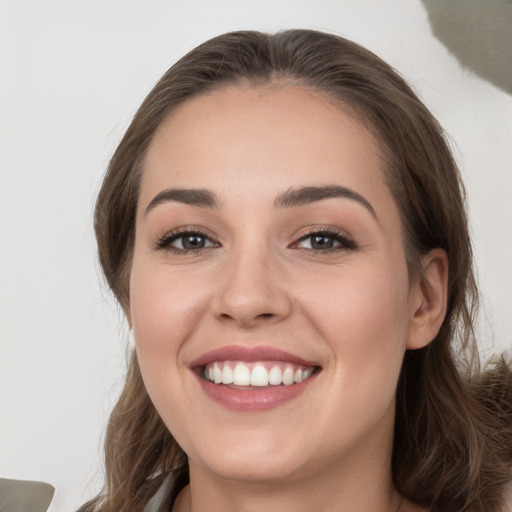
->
xmin=143 ymin=470 xmax=188 ymax=512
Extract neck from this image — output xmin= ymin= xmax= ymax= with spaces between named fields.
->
xmin=177 ymin=475 xmax=401 ymax=512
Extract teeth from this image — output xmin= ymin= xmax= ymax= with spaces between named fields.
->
xmin=250 ymin=364 xmax=269 ymax=386
xmin=203 ymin=361 xmax=316 ymax=386
xmin=233 ymin=363 xmax=251 ymax=386
xmin=268 ymin=366 xmax=282 ymax=385
xmin=221 ymin=364 xmax=234 ymax=384
xmin=282 ymin=367 xmax=294 ymax=385
xmin=303 ymin=367 xmax=314 ymax=380
xmin=213 ymin=363 xmax=222 ymax=384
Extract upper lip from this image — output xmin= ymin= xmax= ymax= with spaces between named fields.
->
xmin=189 ymin=345 xmax=319 ymax=368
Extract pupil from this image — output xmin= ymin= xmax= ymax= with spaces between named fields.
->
xmin=183 ymin=235 xmax=205 ymax=249
xmin=312 ymin=235 xmax=333 ymax=249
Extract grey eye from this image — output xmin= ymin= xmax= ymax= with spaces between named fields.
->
xmin=310 ymin=235 xmax=336 ymax=250
xmin=171 ymin=234 xmax=215 ymax=250
xmin=294 ymin=230 xmax=357 ymax=252
xmin=297 ymin=234 xmax=339 ymax=250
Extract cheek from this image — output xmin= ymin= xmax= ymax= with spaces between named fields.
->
xmin=128 ymin=263 xmax=209 ymax=446
xmin=307 ymin=258 xmax=408 ymax=337
xmin=129 ymin=262 xmax=204 ymax=374
xmin=302 ymin=258 xmax=410 ymax=400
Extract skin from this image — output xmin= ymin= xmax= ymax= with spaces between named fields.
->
xmin=129 ymin=85 xmax=447 ymax=512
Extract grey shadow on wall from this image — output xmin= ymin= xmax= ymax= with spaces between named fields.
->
xmin=421 ymin=0 xmax=512 ymax=94
xmin=0 ymin=478 xmax=54 ymax=512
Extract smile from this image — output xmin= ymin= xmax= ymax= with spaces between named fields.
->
xmin=191 ymin=346 xmax=321 ymax=411
xmin=203 ymin=361 xmax=315 ymax=387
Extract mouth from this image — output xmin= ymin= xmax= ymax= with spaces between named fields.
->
xmin=190 ymin=346 xmax=321 ymax=411
xmin=201 ymin=361 xmax=316 ymax=387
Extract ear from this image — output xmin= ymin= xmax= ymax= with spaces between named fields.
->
xmin=406 ymin=248 xmax=449 ymax=350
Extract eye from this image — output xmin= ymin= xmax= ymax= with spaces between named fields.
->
xmin=173 ymin=233 xmax=214 ymax=250
xmin=155 ymin=229 xmax=219 ymax=253
xmin=294 ymin=229 xmax=357 ymax=251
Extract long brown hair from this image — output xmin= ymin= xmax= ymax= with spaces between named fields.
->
xmin=83 ymin=30 xmax=512 ymax=512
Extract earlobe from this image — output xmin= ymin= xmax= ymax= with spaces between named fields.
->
xmin=406 ymin=248 xmax=449 ymax=350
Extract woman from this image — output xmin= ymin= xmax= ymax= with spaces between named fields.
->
xmin=81 ymin=30 xmax=512 ymax=512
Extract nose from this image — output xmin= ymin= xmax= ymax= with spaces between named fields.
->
xmin=211 ymin=246 xmax=293 ymax=329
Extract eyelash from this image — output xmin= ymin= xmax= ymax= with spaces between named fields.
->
xmin=154 ymin=227 xmax=218 ymax=254
xmin=293 ymin=228 xmax=357 ymax=252
xmin=154 ymin=227 xmax=357 ymax=254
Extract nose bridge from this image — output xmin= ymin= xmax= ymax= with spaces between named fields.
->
xmin=213 ymin=236 xmax=292 ymax=327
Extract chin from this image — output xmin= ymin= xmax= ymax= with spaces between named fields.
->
xmin=183 ymin=424 xmax=316 ymax=482
xmin=195 ymin=450 xmax=307 ymax=483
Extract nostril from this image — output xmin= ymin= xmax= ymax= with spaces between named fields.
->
xmin=213 ymin=285 xmax=293 ymax=326
xmin=217 ymin=311 xmax=275 ymax=324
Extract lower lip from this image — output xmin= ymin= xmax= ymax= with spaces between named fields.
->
xmin=194 ymin=371 xmax=318 ymax=412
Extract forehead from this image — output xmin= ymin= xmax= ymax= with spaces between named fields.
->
xmin=141 ymin=84 xmax=391 ymax=211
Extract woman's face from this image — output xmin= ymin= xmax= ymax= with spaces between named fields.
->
xmin=130 ymin=85 xmax=422 ymax=483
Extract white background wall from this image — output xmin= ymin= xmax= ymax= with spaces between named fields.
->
xmin=1 ymin=1 xmax=510 ymax=510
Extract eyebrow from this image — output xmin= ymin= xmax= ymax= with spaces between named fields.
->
xmin=145 ymin=188 xmax=220 ymax=215
xmin=144 ymin=185 xmax=376 ymax=219
xmin=275 ymin=185 xmax=377 ymax=219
